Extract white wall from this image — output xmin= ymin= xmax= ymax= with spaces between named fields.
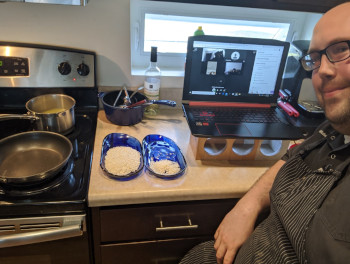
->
xmin=0 ymin=0 xmax=321 ymax=90
xmin=299 ymin=12 xmax=322 ymax=40
xmin=0 ymin=0 xmax=174 ymax=88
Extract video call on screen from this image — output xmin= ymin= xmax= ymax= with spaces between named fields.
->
xmin=188 ymin=41 xmax=284 ymax=98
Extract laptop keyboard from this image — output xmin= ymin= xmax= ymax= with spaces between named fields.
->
xmin=191 ymin=107 xmax=282 ymax=124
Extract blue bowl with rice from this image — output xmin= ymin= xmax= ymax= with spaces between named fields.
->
xmin=100 ymin=133 xmax=144 ymax=180
xmin=142 ymin=134 xmax=187 ymax=179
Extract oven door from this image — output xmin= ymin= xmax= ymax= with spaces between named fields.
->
xmin=0 ymin=214 xmax=91 ymax=264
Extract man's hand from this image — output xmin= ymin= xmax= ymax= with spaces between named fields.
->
xmin=213 ymin=160 xmax=286 ymax=264
xmin=213 ymin=202 xmax=257 ymax=264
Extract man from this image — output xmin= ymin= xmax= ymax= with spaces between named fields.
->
xmin=180 ymin=2 xmax=350 ymax=264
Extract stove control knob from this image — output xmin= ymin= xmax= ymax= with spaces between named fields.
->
xmin=58 ymin=62 xmax=72 ymax=75
xmin=77 ymin=63 xmax=90 ymax=76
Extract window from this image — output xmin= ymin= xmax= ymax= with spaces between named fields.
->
xmin=144 ymin=14 xmax=291 ymax=53
xmin=130 ymin=0 xmax=322 ymax=77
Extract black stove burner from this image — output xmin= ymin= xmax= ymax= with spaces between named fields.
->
xmin=0 ymin=118 xmax=34 ymax=140
xmin=0 ymin=159 xmax=75 ymax=197
xmin=65 ymin=123 xmax=81 ymax=139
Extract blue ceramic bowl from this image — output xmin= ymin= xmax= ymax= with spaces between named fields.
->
xmin=100 ymin=133 xmax=143 ymax=180
xmin=142 ymin=134 xmax=187 ymax=179
xmin=99 ymin=91 xmax=147 ymax=126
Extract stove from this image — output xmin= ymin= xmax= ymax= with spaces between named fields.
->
xmin=0 ymin=42 xmax=97 ymax=262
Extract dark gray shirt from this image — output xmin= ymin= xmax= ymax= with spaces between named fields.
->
xmin=179 ymin=121 xmax=350 ymax=264
xmin=278 ymin=122 xmax=350 ymax=263
xmin=282 ymin=123 xmax=350 ymax=172
xmin=234 ymin=121 xmax=350 ymax=264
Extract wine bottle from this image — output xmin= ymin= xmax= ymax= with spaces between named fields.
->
xmin=144 ymin=46 xmax=161 ymax=115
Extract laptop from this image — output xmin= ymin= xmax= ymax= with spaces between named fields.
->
xmin=182 ymin=35 xmax=304 ymax=140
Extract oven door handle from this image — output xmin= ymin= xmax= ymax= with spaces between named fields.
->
xmin=0 ymin=224 xmax=83 ymax=248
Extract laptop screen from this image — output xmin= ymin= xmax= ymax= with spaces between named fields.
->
xmin=182 ymin=35 xmax=290 ymax=105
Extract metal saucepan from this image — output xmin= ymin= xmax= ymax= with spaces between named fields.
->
xmin=0 ymin=94 xmax=76 ymax=134
xmin=99 ymin=90 xmax=176 ymax=126
xmin=0 ymin=131 xmax=73 ymax=185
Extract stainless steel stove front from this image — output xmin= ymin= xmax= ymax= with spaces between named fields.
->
xmin=0 ymin=42 xmax=98 ymax=264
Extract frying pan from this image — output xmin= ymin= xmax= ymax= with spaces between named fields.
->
xmin=0 ymin=131 xmax=73 ymax=185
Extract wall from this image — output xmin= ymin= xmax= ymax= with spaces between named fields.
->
xmin=0 ymin=0 xmax=319 ymax=94
xmin=0 ymin=0 xmax=183 ymax=90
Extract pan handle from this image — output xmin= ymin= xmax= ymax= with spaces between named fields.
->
xmin=97 ymin=92 xmax=105 ymax=98
xmin=0 ymin=114 xmax=39 ymax=121
xmin=148 ymin=100 xmax=177 ymax=107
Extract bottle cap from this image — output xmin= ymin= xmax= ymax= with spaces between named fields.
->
xmin=194 ymin=26 xmax=204 ymax=36
xmin=150 ymin=46 xmax=157 ymax=62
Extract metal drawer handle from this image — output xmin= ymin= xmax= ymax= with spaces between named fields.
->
xmin=156 ymin=217 xmax=198 ymax=232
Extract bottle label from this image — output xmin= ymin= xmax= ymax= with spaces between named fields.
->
xmin=144 ymin=79 xmax=160 ymax=100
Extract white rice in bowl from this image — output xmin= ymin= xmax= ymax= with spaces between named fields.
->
xmin=150 ymin=159 xmax=180 ymax=175
xmin=104 ymin=146 xmax=141 ymax=176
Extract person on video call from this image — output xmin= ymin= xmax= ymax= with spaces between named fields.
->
xmin=180 ymin=2 xmax=350 ymax=264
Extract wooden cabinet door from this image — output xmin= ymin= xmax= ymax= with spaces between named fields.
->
xmin=100 ymin=237 xmax=210 ymax=264
xmin=99 ymin=199 xmax=236 ymax=243
xmin=92 ymin=199 xmax=238 ymax=264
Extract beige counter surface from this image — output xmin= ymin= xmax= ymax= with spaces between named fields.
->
xmin=88 ymin=110 xmax=275 ymax=207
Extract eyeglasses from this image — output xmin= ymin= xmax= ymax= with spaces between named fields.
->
xmin=300 ymin=40 xmax=350 ymax=72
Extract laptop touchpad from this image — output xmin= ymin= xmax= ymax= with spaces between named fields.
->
xmin=216 ymin=123 xmax=252 ymax=137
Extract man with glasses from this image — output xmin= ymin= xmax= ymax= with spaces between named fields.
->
xmin=301 ymin=41 xmax=350 ymax=72
xmin=180 ymin=2 xmax=350 ymax=264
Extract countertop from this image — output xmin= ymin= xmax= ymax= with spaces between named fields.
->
xmin=88 ymin=110 xmax=275 ymax=207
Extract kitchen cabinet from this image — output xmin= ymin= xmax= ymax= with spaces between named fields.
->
xmin=150 ymin=0 xmax=349 ymax=13
xmin=91 ymin=199 xmax=238 ymax=264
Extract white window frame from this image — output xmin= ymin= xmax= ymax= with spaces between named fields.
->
xmin=130 ymin=0 xmax=321 ymax=77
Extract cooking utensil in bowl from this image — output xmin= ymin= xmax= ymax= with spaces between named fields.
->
xmin=113 ymin=88 xmax=124 ymax=107
xmin=122 ymin=86 xmax=131 ymax=106
xmin=112 ymin=84 xmax=138 ymax=107
xmin=0 ymin=94 xmax=76 ymax=134
xmin=0 ymin=131 xmax=73 ymax=185
xmin=129 ymin=86 xmax=144 ymax=100
xmin=99 ymin=90 xmax=176 ymax=126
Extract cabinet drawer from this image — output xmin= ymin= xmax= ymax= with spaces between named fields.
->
xmin=99 ymin=199 xmax=237 ymax=243
xmin=100 ymin=237 xmax=210 ymax=264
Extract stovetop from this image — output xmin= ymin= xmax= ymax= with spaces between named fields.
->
xmin=0 ymin=109 xmax=97 ymax=217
